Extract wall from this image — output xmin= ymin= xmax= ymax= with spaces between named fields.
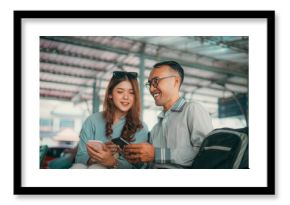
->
xmin=0 ymin=0 xmax=288 ymax=205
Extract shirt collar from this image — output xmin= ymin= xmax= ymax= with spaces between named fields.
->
xmin=157 ymin=97 xmax=186 ymax=119
xmin=171 ymin=97 xmax=186 ymax=112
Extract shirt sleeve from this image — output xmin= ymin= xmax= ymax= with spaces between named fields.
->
xmin=151 ymin=122 xmax=174 ymax=165
xmin=153 ymin=103 xmax=213 ymax=167
xmin=187 ymin=102 xmax=213 ymax=159
xmin=75 ymin=118 xmax=92 ymax=165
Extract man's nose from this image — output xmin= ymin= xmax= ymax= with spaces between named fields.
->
xmin=149 ymin=83 xmax=156 ymax=92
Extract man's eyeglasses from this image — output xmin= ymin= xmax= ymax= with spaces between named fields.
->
xmin=113 ymin=71 xmax=138 ymax=79
xmin=145 ymin=76 xmax=176 ymax=89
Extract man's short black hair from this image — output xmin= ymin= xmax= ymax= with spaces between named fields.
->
xmin=153 ymin=61 xmax=184 ymax=86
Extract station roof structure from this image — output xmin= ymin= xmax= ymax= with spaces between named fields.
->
xmin=40 ymin=36 xmax=248 ymax=115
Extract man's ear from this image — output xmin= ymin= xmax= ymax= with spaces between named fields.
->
xmin=175 ymin=77 xmax=181 ymax=88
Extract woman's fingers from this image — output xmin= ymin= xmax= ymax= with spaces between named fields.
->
xmin=87 ymin=144 xmax=104 ymax=160
xmin=104 ymin=144 xmax=120 ymax=154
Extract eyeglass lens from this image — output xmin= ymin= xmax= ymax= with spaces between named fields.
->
xmin=146 ymin=78 xmax=158 ymax=89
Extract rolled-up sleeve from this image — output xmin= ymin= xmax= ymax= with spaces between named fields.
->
xmin=75 ymin=120 xmax=92 ymax=165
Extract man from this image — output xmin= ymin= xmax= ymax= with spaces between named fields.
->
xmin=124 ymin=61 xmax=213 ymax=168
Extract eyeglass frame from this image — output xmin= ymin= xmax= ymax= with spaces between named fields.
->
xmin=112 ymin=71 xmax=138 ymax=79
xmin=145 ymin=75 xmax=176 ymax=89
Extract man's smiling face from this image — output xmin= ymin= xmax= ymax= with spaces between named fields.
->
xmin=148 ymin=65 xmax=179 ymax=111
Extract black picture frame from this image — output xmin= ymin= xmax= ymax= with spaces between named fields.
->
xmin=14 ymin=10 xmax=275 ymax=195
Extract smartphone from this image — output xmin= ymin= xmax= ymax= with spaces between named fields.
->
xmin=87 ymin=140 xmax=103 ymax=151
xmin=111 ymin=137 xmax=130 ymax=148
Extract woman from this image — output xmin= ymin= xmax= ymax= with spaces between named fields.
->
xmin=71 ymin=71 xmax=149 ymax=169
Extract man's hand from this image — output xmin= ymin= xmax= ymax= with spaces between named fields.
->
xmin=123 ymin=143 xmax=155 ymax=163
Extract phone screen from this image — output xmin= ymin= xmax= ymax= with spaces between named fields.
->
xmin=111 ymin=137 xmax=130 ymax=148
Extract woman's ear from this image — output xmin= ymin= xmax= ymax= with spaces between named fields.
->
xmin=109 ymin=95 xmax=112 ymax=99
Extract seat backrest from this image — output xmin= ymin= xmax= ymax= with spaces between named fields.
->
xmin=40 ymin=145 xmax=48 ymax=168
xmin=191 ymin=127 xmax=248 ymax=169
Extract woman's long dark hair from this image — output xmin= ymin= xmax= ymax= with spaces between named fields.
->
xmin=102 ymin=75 xmax=143 ymax=142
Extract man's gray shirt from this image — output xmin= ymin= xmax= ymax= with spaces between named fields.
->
xmin=150 ymin=97 xmax=213 ymax=167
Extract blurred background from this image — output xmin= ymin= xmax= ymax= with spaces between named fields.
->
xmin=39 ymin=36 xmax=248 ymax=168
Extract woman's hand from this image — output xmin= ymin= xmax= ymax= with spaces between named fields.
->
xmin=86 ymin=143 xmax=116 ymax=168
xmin=104 ymin=141 xmax=121 ymax=155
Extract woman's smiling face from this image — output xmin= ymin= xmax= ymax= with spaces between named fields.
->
xmin=111 ymin=80 xmax=135 ymax=114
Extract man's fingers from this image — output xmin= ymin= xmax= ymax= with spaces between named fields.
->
xmin=124 ymin=154 xmax=135 ymax=160
xmin=124 ymin=143 xmax=152 ymax=152
xmin=125 ymin=144 xmax=145 ymax=149
xmin=127 ymin=159 xmax=140 ymax=164
xmin=124 ymin=153 xmax=140 ymax=160
xmin=124 ymin=149 xmax=140 ymax=155
xmin=124 ymin=146 xmax=143 ymax=153
xmin=126 ymin=154 xmax=148 ymax=164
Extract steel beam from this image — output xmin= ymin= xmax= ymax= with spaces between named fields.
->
xmin=41 ymin=36 xmax=248 ymax=78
